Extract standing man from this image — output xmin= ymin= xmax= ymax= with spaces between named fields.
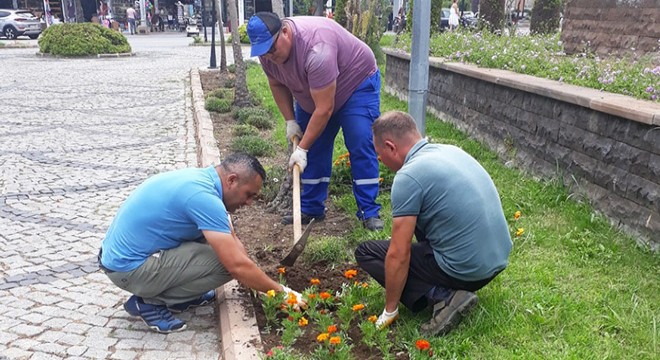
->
xmin=355 ymin=111 xmax=512 ymax=336
xmin=246 ymin=12 xmax=384 ymax=231
xmin=99 ymin=153 xmax=305 ymax=333
xmin=126 ymin=5 xmax=136 ymax=35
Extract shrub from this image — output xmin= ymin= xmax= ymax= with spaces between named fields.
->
xmin=230 ymin=135 xmax=274 ymax=157
xmin=228 ymin=64 xmax=236 ymax=73
xmin=224 ymin=78 xmax=235 ymax=88
xmin=207 ymin=88 xmax=234 ymax=100
xmin=232 ymin=124 xmax=259 ymax=137
xmin=232 ymin=107 xmax=269 ymax=122
xmin=205 ymin=97 xmax=231 ymax=113
xmin=246 ymin=114 xmax=274 ymax=130
xmin=39 ymin=23 xmax=131 ymax=56
xmin=227 ymin=24 xmax=250 ymax=44
xmin=260 ymin=165 xmax=287 ymax=203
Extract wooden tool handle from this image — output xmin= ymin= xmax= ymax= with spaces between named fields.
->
xmin=292 ymin=137 xmax=302 ymax=243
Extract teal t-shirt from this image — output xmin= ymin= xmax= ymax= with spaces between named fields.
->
xmin=101 ymin=166 xmax=231 ymax=272
xmin=391 ymin=139 xmax=512 ymax=281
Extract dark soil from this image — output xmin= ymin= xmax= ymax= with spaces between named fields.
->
xmin=199 ymin=70 xmax=406 ymax=359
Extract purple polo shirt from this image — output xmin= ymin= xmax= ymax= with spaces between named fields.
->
xmin=259 ymin=16 xmax=377 ymax=113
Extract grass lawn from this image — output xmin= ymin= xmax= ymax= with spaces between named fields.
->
xmin=246 ymin=61 xmax=660 ymax=359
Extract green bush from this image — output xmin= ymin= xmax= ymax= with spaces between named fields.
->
xmin=207 ymin=88 xmax=234 ymax=100
xmin=245 ymin=114 xmax=273 ymax=130
xmin=39 ymin=23 xmax=131 ymax=56
xmin=228 ymin=64 xmax=236 ymax=73
xmin=224 ymin=78 xmax=235 ymax=88
xmin=232 ymin=124 xmax=259 ymax=137
xmin=232 ymin=107 xmax=269 ymax=122
xmin=205 ymin=97 xmax=231 ymax=113
xmin=230 ymin=135 xmax=274 ymax=157
xmin=260 ymin=165 xmax=287 ymax=203
xmin=227 ymin=24 xmax=250 ymax=44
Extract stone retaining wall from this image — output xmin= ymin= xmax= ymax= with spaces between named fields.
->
xmin=561 ymin=0 xmax=660 ymax=57
xmin=384 ymin=50 xmax=660 ymax=248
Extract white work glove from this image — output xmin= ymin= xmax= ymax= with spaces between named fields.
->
xmin=285 ymin=120 xmax=303 ymax=141
xmin=288 ymin=146 xmax=308 ymax=173
xmin=280 ymin=284 xmax=307 ymax=310
xmin=375 ymin=307 xmax=399 ymax=330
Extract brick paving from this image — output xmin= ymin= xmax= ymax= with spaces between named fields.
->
xmin=0 ymin=33 xmax=249 ymax=360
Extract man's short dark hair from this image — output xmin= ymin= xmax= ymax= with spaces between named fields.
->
xmin=220 ymin=153 xmax=267 ymax=182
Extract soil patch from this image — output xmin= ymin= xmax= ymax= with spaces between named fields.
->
xmin=200 ymin=70 xmax=405 ymax=359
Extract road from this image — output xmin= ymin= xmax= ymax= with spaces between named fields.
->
xmin=0 ymin=32 xmax=245 ymax=360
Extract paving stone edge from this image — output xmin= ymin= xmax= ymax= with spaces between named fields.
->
xmin=189 ymin=67 xmax=264 ymax=360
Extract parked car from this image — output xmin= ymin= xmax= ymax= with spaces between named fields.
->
xmin=461 ymin=10 xmax=478 ymax=28
xmin=0 ymin=9 xmax=41 ymax=39
xmin=185 ymin=17 xmax=199 ymax=37
xmin=440 ymin=8 xmax=450 ymax=31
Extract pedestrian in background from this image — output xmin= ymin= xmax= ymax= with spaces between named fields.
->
xmin=449 ymin=0 xmax=460 ymax=31
xmin=356 ymin=111 xmax=512 ymax=336
xmin=126 ymin=5 xmax=136 ymax=35
xmin=246 ymin=12 xmax=385 ymax=231
xmin=99 ymin=153 xmax=306 ymax=333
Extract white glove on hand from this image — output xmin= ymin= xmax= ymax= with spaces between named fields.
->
xmin=375 ymin=307 xmax=399 ymax=330
xmin=285 ymin=120 xmax=303 ymax=141
xmin=288 ymin=146 xmax=308 ymax=173
xmin=280 ymin=284 xmax=307 ymax=310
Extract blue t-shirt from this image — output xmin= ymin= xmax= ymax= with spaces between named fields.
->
xmin=392 ymin=139 xmax=512 ymax=281
xmin=101 ymin=166 xmax=231 ymax=272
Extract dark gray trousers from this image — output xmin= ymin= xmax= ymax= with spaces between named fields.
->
xmin=355 ymin=240 xmax=499 ymax=312
xmin=102 ymin=242 xmax=232 ymax=306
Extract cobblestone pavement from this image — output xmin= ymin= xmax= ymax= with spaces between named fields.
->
xmin=0 ymin=33 xmax=250 ymax=360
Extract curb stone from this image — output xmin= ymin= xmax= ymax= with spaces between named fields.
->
xmin=35 ymin=51 xmax=135 ymax=58
xmin=190 ymin=67 xmax=264 ymax=360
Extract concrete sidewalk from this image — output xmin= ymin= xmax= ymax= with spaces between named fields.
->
xmin=0 ymin=33 xmax=253 ymax=360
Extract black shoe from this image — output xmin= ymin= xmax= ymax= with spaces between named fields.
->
xmin=281 ymin=213 xmax=325 ymax=225
xmin=363 ymin=216 xmax=384 ymax=231
xmin=420 ymin=290 xmax=478 ymax=336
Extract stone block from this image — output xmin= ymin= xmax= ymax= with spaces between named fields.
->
xmin=626 ymin=174 xmax=660 ymax=213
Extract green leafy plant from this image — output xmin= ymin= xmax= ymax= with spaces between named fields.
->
xmin=230 ymin=135 xmax=274 ymax=157
xmin=204 ymin=97 xmax=231 ymax=113
xmin=192 ymin=35 xmax=202 ymax=44
xmin=232 ymin=106 xmax=269 ymax=122
xmin=39 ymin=23 xmax=131 ymax=56
xmin=207 ymin=88 xmax=234 ymax=100
xmin=232 ymin=124 xmax=259 ymax=137
xmin=227 ymin=23 xmax=250 ymax=44
xmin=245 ymin=114 xmax=273 ymax=130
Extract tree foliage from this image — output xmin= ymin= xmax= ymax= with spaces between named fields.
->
xmin=343 ymin=0 xmax=389 ymax=63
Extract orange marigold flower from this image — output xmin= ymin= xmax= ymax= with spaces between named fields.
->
xmin=287 ymin=315 xmax=294 ymax=322
xmin=329 ymin=336 xmax=341 ymax=345
xmin=346 ymin=161 xmax=351 ymax=167
xmin=310 ymin=278 xmax=320 ymax=285
xmin=278 ymin=267 xmax=286 ymax=274
xmin=368 ymin=315 xmax=378 ymax=323
xmin=327 ymin=325 xmax=338 ymax=334
xmin=298 ymin=317 xmax=309 ymax=327
xmin=334 ymin=161 xmax=339 ymax=166
xmin=514 ymin=210 xmax=522 ymax=220
xmin=352 ymin=303 xmax=365 ymax=311
xmin=319 ymin=292 xmax=332 ymax=300
xmin=286 ymin=292 xmax=298 ymax=305
xmin=416 ymin=339 xmax=431 ymax=351
xmin=516 ymin=227 xmax=525 ymax=237
xmin=317 ymin=333 xmax=329 ymax=342
xmin=362 ymin=282 xmax=368 ymax=288
xmin=344 ymin=269 xmax=358 ymax=279
xmin=266 ymin=290 xmax=276 ymax=298
xmin=307 ymin=293 xmax=317 ymax=300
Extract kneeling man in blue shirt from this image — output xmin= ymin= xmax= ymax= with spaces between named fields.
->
xmin=100 ymin=153 xmax=304 ymax=333
xmin=356 ymin=111 xmax=512 ymax=336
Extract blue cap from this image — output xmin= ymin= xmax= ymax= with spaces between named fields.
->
xmin=247 ymin=12 xmax=281 ymax=57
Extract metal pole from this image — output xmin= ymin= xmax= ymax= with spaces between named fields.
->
xmin=408 ymin=0 xmax=430 ymax=136
xmin=140 ymin=0 xmax=146 ymax=27
xmin=210 ymin=0 xmax=217 ymax=68
xmin=202 ymin=0 xmax=207 ymax=42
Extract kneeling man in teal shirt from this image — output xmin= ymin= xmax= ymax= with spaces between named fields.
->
xmin=100 ymin=153 xmax=304 ymax=333
xmin=356 ymin=111 xmax=512 ymax=336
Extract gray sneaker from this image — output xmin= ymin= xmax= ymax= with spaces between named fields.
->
xmin=363 ymin=216 xmax=384 ymax=231
xmin=421 ymin=290 xmax=478 ymax=336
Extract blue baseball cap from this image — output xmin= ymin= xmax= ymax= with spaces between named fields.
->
xmin=247 ymin=12 xmax=282 ymax=57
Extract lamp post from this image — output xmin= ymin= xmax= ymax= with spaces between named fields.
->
xmin=201 ymin=0 xmax=207 ymax=42
xmin=209 ymin=0 xmax=216 ymax=68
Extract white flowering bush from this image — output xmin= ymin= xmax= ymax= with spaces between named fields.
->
xmin=393 ymin=32 xmax=660 ymax=101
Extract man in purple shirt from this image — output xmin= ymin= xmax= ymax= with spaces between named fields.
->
xmin=247 ymin=12 xmax=384 ymax=231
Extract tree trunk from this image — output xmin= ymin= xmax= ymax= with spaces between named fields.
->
xmin=530 ymin=0 xmax=562 ymax=35
xmin=74 ymin=0 xmax=84 ymax=22
xmin=479 ymin=0 xmax=506 ymax=33
xmin=272 ymin=0 xmax=285 ymax=18
xmin=227 ymin=0 xmax=251 ymax=107
xmin=218 ymin=0 xmax=227 ymax=72
xmin=313 ymin=0 xmax=324 ymax=16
